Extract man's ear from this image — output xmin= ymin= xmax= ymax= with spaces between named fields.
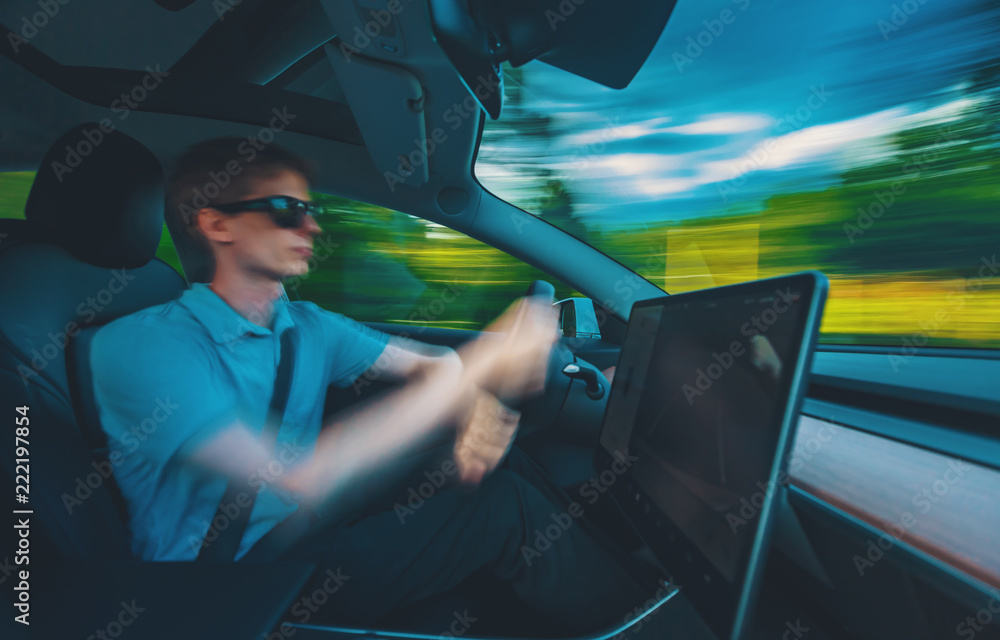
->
xmin=196 ymin=208 xmax=235 ymax=244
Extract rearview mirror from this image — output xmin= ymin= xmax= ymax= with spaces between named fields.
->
xmin=427 ymin=0 xmax=679 ymax=118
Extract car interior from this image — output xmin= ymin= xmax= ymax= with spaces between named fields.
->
xmin=1 ymin=1 xmax=998 ymax=639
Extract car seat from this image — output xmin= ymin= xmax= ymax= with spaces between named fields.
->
xmin=0 ymin=124 xmax=313 ymax=640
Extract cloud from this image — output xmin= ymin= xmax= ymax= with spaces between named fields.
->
xmin=561 ymin=116 xmax=673 ymax=147
xmin=634 ymin=176 xmax=709 ymax=197
xmin=704 ymin=95 xmax=975 ymax=179
xmin=662 ymin=114 xmax=775 ymax=135
xmin=606 ymin=95 xmax=978 ymax=203
xmin=574 ymin=153 xmax=688 ymax=177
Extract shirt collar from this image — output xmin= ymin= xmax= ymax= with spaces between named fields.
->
xmin=179 ymin=283 xmax=294 ymax=344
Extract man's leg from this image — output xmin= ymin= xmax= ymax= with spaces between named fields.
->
xmin=279 ymin=468 xmax=649 ymax=632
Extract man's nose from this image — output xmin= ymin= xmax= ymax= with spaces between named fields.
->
xmin=300 ymin=214 xmax=322 ymax=235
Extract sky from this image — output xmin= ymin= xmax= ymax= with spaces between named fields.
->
xmin=476 ymin=0 xmax=997 ymax=227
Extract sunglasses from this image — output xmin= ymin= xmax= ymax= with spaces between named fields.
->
xmin=210 ymin=196 xmax=323 ymax=228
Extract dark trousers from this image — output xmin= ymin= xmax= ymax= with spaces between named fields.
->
xmin=249 ymin=445 xmax=654 ymax=633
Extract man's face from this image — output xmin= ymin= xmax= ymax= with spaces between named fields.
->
xmin=205 ymin=169 xmax=321 ymax=280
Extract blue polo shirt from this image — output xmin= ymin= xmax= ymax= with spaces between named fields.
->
xmin=91 ymin=283 xmax=390 ymax=561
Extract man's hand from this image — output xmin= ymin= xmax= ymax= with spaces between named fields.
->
xmin=454 ymin=393 xmax=521 ymax=484
xmin=451 ymin=297 xmax=557 ymax=484
xmin=459 ymin=296 xmax=560 ymax=404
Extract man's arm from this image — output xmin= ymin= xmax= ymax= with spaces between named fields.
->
xmin=190 ymin=296 xmax=559 ymax=508
xmin=357 ymin=334 xmax=537 ymax=485
xmin=359 ymin=334 xmax=461 ymax=383
xmin=452 ymin=390 xmax=522 ymax=484
xmin=187 ymin=350 xmax=471 ymax=506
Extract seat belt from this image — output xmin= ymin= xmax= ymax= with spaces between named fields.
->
xmin=197 ymin=328 xmax=296 ymax=562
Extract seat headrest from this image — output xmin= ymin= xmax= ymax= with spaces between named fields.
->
xmin=25 ymin=123 xmax=164 ymax=269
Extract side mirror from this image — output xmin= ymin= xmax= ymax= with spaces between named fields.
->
xmin=556 ymin=297 xmax=602 ymax=340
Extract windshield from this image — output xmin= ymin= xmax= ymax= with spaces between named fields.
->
xmin=476 ymin=0 xmax=1000 ymax=349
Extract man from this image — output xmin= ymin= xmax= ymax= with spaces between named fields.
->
xmin=91 ymin=138 xmax=652 ymax=631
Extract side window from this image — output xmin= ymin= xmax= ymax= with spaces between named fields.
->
xmin=0 ymin=171 xmax=184 ymax=274
xmin=290 ymin=193 xmax=576 ymax=330
xmin=2 ymin=172 xmax=570 ymax=326
xmin=0 ymin=172 xmax=33 ymax=220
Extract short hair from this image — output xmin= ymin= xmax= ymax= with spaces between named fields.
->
xmin=167 ymin=137 xmax=317 ymax=242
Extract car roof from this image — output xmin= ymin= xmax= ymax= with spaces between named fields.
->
xmin=0 ymin=0 xmax=482 ymax=228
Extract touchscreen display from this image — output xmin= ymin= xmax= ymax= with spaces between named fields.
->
xmin=600 ymin=283 xmax=809 ymax=583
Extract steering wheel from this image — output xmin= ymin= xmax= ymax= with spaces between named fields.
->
xmin=523 ymin=279 xmax=556 ymax=302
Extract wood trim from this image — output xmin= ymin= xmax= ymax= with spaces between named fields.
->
xmin=789 ymin=415 xmax=1000 ymax=588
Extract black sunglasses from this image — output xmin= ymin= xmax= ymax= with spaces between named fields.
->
xmin=210 ymin=196 xmax=323 ymax=228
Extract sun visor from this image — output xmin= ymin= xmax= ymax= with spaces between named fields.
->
xmin=324 ymin=43 xmax=428 ymax=188
xmin=428 ymin=0 xmax=678 ymax=119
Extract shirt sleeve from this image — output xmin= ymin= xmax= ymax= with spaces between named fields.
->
xmin=90 ymin=320 xmax=239 ymax=467
xmin=314 ymin=307 xmax=392 ymax=389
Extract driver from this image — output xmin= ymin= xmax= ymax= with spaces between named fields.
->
xmin=90 ymin=138 xmax=655 ymax=631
